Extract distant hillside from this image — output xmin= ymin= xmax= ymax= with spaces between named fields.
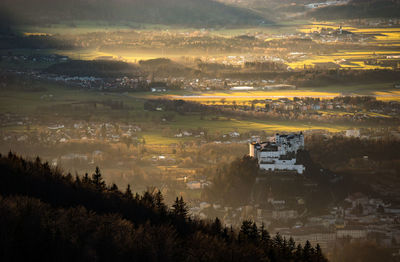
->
xmin=46 ymin=60 xmax=141 ymax=77
xmin=309 ymin=0 xmax=400 ymax=19
xmin=45 ymin=59 xmax=195 ymax=78
xmin=0 ymin=0 xmax=267 ymax=27
xmin=138 ymin=58 xmax=197 ymax=77
xmin=0 ymin=152 xmax=328 ymax=262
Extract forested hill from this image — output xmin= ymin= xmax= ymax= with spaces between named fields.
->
xmin=309 ymin=0 xmax=400 ymax=20
xmin=0 ymin=0 xmax=267 ymax=27
xmin=0 ymin=152 xmax=327 ymax=262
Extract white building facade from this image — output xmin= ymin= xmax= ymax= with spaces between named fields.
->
xmin=249 ymin=133 xmax=305 ymax=174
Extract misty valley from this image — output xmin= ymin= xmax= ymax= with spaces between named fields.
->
xmin=1 ymin=0 xmax=400 ymax=261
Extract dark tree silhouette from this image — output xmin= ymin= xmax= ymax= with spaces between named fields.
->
xmin=0 ymin=152 xmax=328 ymax=262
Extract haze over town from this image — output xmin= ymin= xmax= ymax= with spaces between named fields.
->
xmin=0 ymin=0 xmax=400 ymax=261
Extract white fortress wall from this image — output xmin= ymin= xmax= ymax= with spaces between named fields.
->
xmin=251 ymin=132 xmax=305 ymax=174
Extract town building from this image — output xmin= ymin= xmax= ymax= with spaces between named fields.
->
xmin=249 ymin=133 xmax=305 ymax=174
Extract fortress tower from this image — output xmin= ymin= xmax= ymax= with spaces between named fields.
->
xmin=249 ymin=132 xmax=305 ymax=174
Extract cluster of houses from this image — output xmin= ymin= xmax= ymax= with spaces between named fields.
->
xmin=305 ymin=0 xmax=348 ymax=9
xmin=250 ymin=97 xmax=400 ymax=123
xmin=178 ymin=77 xmax=282 ymax=91
xmin=1 ymin=53 xmax=69 ymax=64
xmin=173 ymin=130 xmax=240 ymax=139
xmin=188 ymin=192 xmax=400 ymax=253
xmin=220 ymin=54 xmax=286 ymax=67
xmin=43 ymin=73 xmax=149 ymax=90
xmin=284 ymin=193 xmax=400 ymax=251
xmin=0 ymin=113 xmax=142 ymax=147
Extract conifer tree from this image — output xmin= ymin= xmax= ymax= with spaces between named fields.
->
xmin=240 ymin=220 xmax=252 ymax=237
xmin=125 ymin=184 xmax=133 ymax=199
xmin=211 ymin=217 xmax=222 ymax=235
xmin=295 ymin=244 xmax=303 ymax=260
xmin=303 ymin=240 xmax=312 ymax=261
xmin=142 ymin=191 xmax=156 ymax=208
xmin=315 ymin=244 xmax=327 ymax=262
xmin=110 ymin=183 xmax=118 ymax=192
xmin=155 ymin=190 xmax=166 ymax=213
xmin=273 ymin=233 xmax=283 ymax=249
xmin=74 ymin=174 xmax=81 ymax=185
xmin=222 ymin=227 xmax=229 ymax=241
xmin=172 ymin=196 xmax=188 ymax=219
xmin=288 ymin=237 xmax=296 ymax=253
xmin=92 ymin=166 xmax=106 ymax=189
xmin=83 ymin=173 xmax=90 ymax=183
xmin=260 ymin=223 xmax=270 ymax=242
xmin=249 ymin=222 xmax=259 ymax=242
xmin=65 ymin=172 xmax=73 ymax=182
xmin=239 ymin=220 xmax=254 ymax=243
xmin=229 ymin=226 xmax=235 ymax=243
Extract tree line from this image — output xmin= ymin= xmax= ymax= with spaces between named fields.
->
xmin=0 ymin=152 xmax=327 ymax=262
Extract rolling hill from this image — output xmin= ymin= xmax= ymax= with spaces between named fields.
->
xmin=308 ymin=0 xmax=400 ymax=19
xmin=0 ymin=0 xmax=268 ymax=27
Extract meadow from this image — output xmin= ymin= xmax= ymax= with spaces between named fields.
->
xmin=0 ymin=82 xmax=390 ymax=146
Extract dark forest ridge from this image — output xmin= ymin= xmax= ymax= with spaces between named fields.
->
xmin=0 ymin=152 xmax=327 ymax=261
xmin=309 ymin=0 xmax=400 ymax=20
xmin=217 ymin=0 xmax=400 ymax=21
xmin=0 ymin=0 xmax=268 ymax=27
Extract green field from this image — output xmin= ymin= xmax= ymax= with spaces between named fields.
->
xmin=0 ymin=85 xmax=141 ymax=114
xmin=0 ymin=83 xmax=381 ymax=145
xmin=166 ymin=114 xmax=350 ymax=133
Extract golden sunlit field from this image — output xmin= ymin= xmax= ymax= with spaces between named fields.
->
xmin=170 ymin=90 xmax=340 ymax=105
xmin=147 ymin=87 xmax=400 ymax=104
xmin=16 ymin=19 xmax=400 ymax=71
xmin=290 ymin=21 xmax=400 ymax=69
xmin=287 ymin=51 xmax=400 ymax=70
xmin=374 ymin=90 xmax=400 ymax=101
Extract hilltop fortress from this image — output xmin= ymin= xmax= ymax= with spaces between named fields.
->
xmin=249 ymin=133 xmax=305 ymax=174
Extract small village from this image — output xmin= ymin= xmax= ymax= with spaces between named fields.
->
xmin=186 ymin=192 xmax=400 ymax=256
